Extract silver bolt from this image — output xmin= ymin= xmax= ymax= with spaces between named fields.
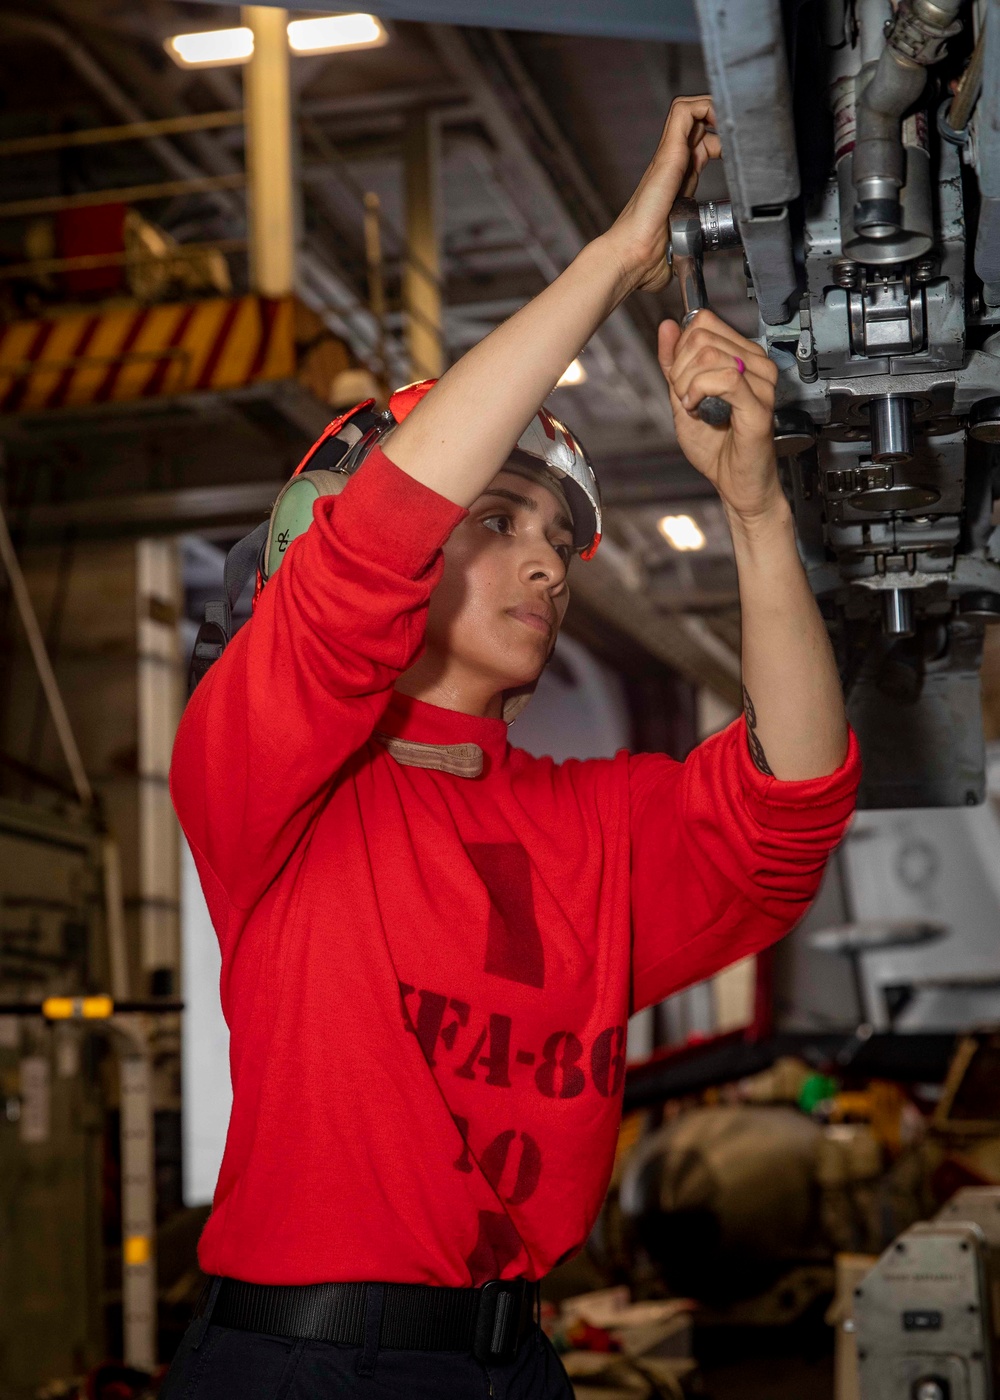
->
xmin=833 ymin=260 xmax=860 ymax=290
xmin=912 ymin=258 xmax=936 ymax=283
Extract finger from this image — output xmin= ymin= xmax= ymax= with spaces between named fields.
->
xmin=676 ymin=361 xmax=773 ymax=415
xmin=670 ymin=346 xmax=772 ymax=403
xmin=682 ymin=364 xmax=772 ymax=425
xmin=673 ymin=347 xmax=772 ymax=404
xmin=669 ymin=337 xmax=771 ymax=403
xmin=672 ymin=333 xmax=775 ymax=394
xmin=675 ymin=310 xmax=769 ymax=360
xmin=672 ymin=325 xmax=771 ymax=376
xmin=698 ymin=134 xmax=723 ymax=162
xmin=657 ymin=319 xmax=682 ymax=373
xmin=680 ymin=135 xmax=722 ymax=194
xmin=663 ymin=95 xmax=716 ymax=136
xmin=656 ymin=96 xmax=717 ymax=173
xmin=661 ymin=352 xmax=761 ymax=422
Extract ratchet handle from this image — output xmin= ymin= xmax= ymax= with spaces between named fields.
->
xmin=680 ymin=310 xmax=731 ymax=427
xmin=697 ymin=396 xmax=732 ymax=427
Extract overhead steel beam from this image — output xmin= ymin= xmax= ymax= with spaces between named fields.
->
xmin=179 ymin=0 xmax=700 ymax=42
xmin=12 ymin=483 xmax=283 ymax=538
xmin=0 ymin=109 xmax=243 ymax=158
xmin=0 ymin=174 xmax=245 ymax=222
xmin=302 ymin=84 xmax=466 ymax=122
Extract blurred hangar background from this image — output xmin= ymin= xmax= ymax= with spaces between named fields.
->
xmin=0 ymin=2 xmax=998 ymax=1398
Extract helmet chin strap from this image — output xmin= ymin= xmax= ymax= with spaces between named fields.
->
xmin=501 ymin=636 xmax=557 ymax=724
xmin=502 ymin=683 xmax=537 ymax=724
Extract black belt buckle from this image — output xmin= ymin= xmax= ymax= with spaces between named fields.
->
xmin=473 ymin=1280 xmax=531 ymax=1364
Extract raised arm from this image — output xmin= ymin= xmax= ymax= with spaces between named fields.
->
xmin=385 ymin=97 xmax=720 ymax=508
xmin=658 ymin=313 xmax=849 ymax=781
xmin=629 ymin=722 xmax=860 ymax=1014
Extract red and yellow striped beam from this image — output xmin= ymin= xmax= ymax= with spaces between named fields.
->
xmin=0 ymin=293 xmax=297 ymax=414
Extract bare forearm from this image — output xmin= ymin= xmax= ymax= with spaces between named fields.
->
xmin=384 ymin=97 xmax=721 ymax=507
xmin=386 ymin=235 xmax=628 ymax=507
xmin=728 ymin=498 xmax=848 ymax=781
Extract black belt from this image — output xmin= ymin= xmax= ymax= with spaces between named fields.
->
xmin=203 ymin=1276 xmax=540 ymax=1365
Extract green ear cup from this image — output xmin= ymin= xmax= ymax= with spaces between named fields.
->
xmin=264 ymin=470 xmax=349 ymax=580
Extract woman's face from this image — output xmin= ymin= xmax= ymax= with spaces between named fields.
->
xmin=424 ymin=468 xmax=573 ymax=697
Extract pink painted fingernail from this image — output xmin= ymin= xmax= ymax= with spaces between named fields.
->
xmin=681 ymin=393 xmax=690 ymax=408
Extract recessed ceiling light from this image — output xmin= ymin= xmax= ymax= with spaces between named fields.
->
xmin=165 ymin=27 xmax=254 ymax=68
xmin=557 ymin=358 xmax=587 ymax=388
xmin=658 ymin=514 xmax=706 ymax=551
xmin=287 ymin=14 xmax=388 ymax=54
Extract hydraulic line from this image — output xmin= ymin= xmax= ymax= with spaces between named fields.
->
xmin=853 ymin=0 xmax=962 ymax=243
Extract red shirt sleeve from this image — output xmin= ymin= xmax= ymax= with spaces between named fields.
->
xmin=629 ymin=719 xmax=861 ymax=1013
xmin=170 ymin=446 xmax=466 ymax=909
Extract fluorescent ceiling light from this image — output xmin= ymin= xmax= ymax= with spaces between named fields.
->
xmin=165 ymin=27 xmax=254 ymax=68
xmin=658 ymin=514 xmax=706 ymax=551
xmin=165 ymin=15 xmax=387 ymax=69
xmin=557 ymin=358 xmax=587 ymax=388
xmin=288 ymin=14 xmax=388 ymax=54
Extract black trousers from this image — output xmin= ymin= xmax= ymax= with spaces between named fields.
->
xmin=161 ymin=1317 xmax=574 ymax=1399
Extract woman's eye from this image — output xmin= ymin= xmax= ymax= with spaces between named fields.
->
xmin=482 ymin=513 xmax=514 ymax=536
xmin=553 ymin=542 xmax=573 ymax=566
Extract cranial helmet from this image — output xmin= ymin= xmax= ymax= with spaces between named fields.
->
xmin=266 ymin=378 xmax=601 ymax=575
xmin=189 ymin=378 xmax=600 ymax=708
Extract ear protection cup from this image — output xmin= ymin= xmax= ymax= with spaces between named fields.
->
xmin=264 ymin=470 xmax=350 ymax=581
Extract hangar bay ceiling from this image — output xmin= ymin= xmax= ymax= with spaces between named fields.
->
xmin=0 ymin=0 xmax=868 ymax=705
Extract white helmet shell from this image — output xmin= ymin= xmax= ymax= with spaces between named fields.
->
xmin=513 ymin=407 xmax=602 ymax=558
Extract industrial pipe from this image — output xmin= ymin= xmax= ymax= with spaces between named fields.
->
xmin=882 ymin=589 xmax=916 ymax=636
xmin=853 ymin=0 xmax=961 ymax=244
xmin=869 ymin=395 xmax=915 ymax=464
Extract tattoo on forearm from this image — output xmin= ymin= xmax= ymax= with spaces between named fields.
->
xmin=742 ymin=685 xmax=774 ymax=776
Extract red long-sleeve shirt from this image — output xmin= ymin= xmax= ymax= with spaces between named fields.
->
xmin=170 ymin=446 xmax=860 ymax=1287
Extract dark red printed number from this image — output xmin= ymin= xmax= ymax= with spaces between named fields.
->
xmin=452 ymin=1114 xmax=474 ymax=1174
xmin=535 ymin=1031 xmax=586 ymax=1099
xmin=455 ymin=1013 xmax=512 ymax=1087
xmin=398 ymin=984 xmax=470 ymax=1068
xmin=480 ymin=1129 xmax=542 ymax=1206
xmin=468 ymin=843 xmax=545 ymax=989
xmin=402 ymin=984 xmax=627 ymax=1101
xmin=590 ymin=1025 xmax=627 ymax=1098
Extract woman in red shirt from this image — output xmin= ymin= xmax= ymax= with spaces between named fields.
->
xmin=166 ymin=97 xmax=859 ymax=1399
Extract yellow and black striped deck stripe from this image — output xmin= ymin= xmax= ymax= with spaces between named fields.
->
xmin=0 ymin=293 xmax=296 ymax=414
